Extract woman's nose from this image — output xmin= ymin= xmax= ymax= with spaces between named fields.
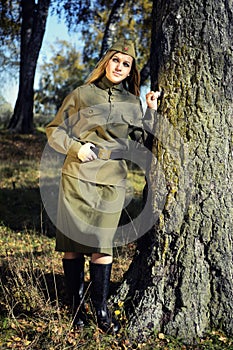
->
xmin=115 ymin=63 xmax=121 ymax=70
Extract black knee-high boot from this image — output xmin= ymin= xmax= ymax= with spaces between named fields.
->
xmin=62 ymin=257 xmax=88 ymax=327
xmin=90 ymin=262 xmax=120 ymax=333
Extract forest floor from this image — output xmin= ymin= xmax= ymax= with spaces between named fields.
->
xmin=0 ymin=130 xmax=232 ymax=349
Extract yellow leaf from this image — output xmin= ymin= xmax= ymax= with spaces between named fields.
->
xmin=118 ymin=300 xmax=124 ymax=307
xmin=12 ymin=336 xmax=21 ymax=342
xmin=158 ymin=332 xmax=165 ymax=340
xmin=10 ymin=322 xmax=17 ymax=329
xmin=24 ymin=340 xmax=31 ymax=346
xmin=219 ymin=336 xmax=227 ymax=343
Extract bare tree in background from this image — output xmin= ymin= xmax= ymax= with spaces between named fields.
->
xmin=100 ymin=0 xmax=126 ymax=57
xmin=8 ymin=0 xmax=50 ymax=133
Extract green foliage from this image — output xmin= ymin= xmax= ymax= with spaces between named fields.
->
xmin=1 ymin=0 xmax=153 ymax=112
xmin=35 ymin=40 xmax=86 ymax=114
xmin=0 ymin=0 xmax=21 ymax=39
xmin=51 ymin=0 xmax=92 ymax=29
xmin=0 ymin=0 xmax=20 ymax=72
xmin=79 ymin=0 xmax=153 ymax=70
xmin=0 ymin=95 xmax=12 ymax=129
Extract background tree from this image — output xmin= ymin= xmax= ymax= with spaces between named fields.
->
xmin=8 ymin=0 xmax=50 ymax=133
xmin=97 ymin=0 xmax=152 ymax=85
xmin=81 ymin=0 xmax=152 ymax=74
xmin=0 ymin=0 xmax=21 ymax=100
xmin=113 ymin=0 xmax=233 ymax=344
xmin=2 ymin=0 xmax=152 ymax=133
xmin=0 ymin=0 xmax=20 ymax=72
xmin=35 ymin=39 xmax=85 ymax=116
xmin=100 ymin=0 xmax=127 ymax=56
xmin=6 ymin=0 xmax=91 ymax=133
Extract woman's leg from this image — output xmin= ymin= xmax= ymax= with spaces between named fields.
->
xmin=91 ymin=253 xmax=113 ymax=264
xmin=62 ymin=252 xmax=88 ymax=327
xmin=90 ymin=253 xmax=119 ymax=333
xmin=64 ymin=252 xmax=83 ymax=259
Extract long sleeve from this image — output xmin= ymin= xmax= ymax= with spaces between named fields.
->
xmin=129 ymin=103 xmax=157 ymax=145
xmin=143 ymin=107 xmax=157 ymax=135
xmin=46 ymin=89 xmax=82 ymax=158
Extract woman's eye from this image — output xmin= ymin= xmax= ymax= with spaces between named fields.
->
xmin=112 ymin=57 xmax=131 ymax=68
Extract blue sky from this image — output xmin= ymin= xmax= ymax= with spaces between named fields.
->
xmin=2 ymin=15 xmax=149 ymax=109
xmin=3 ymin=14 xmax=82 ymax=107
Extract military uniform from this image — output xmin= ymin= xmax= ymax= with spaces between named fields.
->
xmin=46 ymin=76 xmax=155 ymax=255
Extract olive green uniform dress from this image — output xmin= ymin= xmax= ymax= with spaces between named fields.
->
xmin=46 ymin=76 xmax=155 ymax=255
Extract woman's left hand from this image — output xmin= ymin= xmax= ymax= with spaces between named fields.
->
xmin=146 ymin=90 xmax=162 ymax=110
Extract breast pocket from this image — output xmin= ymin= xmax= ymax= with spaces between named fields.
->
xmin=73 ymin=104 xmax=110 ymax=137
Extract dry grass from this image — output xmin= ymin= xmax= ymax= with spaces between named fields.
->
xmin=0 ymin=130 xmax=232 ymax=349
xmin=0 ymin=225 xmax=136 ymax=349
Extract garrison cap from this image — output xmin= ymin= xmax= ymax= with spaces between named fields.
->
xmin=108 ymin=39 xmax=136 ymax=59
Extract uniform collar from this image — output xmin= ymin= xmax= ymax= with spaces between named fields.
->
xmin=95 ymin=75 xmax=124 ymax=92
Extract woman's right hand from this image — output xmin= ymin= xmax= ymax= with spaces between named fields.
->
xmin=78 ymin=143 xmax=97 ymax=162
xmin=146 ymin=90 xmax=162 ymax=110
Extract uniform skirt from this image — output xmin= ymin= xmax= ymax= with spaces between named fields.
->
xmin=55 ymin=174 xmax=126 ymax=255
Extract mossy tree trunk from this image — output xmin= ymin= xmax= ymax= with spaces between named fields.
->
xmin=114 ymin=0 xmax=233 ymax=343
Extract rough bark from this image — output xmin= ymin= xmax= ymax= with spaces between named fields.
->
xmin=8 ymin=0 xmax=50 ymax=133
xmin=113 ymin=0 xmax=233 ymax=343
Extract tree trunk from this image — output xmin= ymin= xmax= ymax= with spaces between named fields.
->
xmin=8 ymin=0 xmax=50 ymax=133
xmin=100 ymin=0 xmax=126 ymax=57
xmin=113 ymin=0 xmax=233 ymax=343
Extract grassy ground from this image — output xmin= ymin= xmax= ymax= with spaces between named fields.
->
xmin=0 ymin=130 xmax=232 ymax=349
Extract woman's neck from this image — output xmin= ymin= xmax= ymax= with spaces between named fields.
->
xmin=96 ymin=75 xmax=120 ymax=90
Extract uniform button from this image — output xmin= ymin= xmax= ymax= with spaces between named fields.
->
xmin=89 ymin=109 xmax=93 ymax=114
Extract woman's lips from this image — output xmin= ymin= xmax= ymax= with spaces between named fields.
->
xmin=113 ymin=71 xmax=121 ymax=77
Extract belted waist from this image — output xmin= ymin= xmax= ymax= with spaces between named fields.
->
xmin=92 ymin=147 xmax=124 ymax=160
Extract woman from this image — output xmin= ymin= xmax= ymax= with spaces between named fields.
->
xmin=46 ymin=39 xmax=161 ymax=333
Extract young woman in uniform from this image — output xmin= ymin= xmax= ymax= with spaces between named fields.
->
xmin=46 ymin=39 xmax=161 ymax=333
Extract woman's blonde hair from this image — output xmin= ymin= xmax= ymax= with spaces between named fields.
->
xmin=85 ymin=50 xmax=141 ymax=96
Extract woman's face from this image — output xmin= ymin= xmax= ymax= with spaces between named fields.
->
xmin=105 ymin=52 xmax=133 ymax=84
